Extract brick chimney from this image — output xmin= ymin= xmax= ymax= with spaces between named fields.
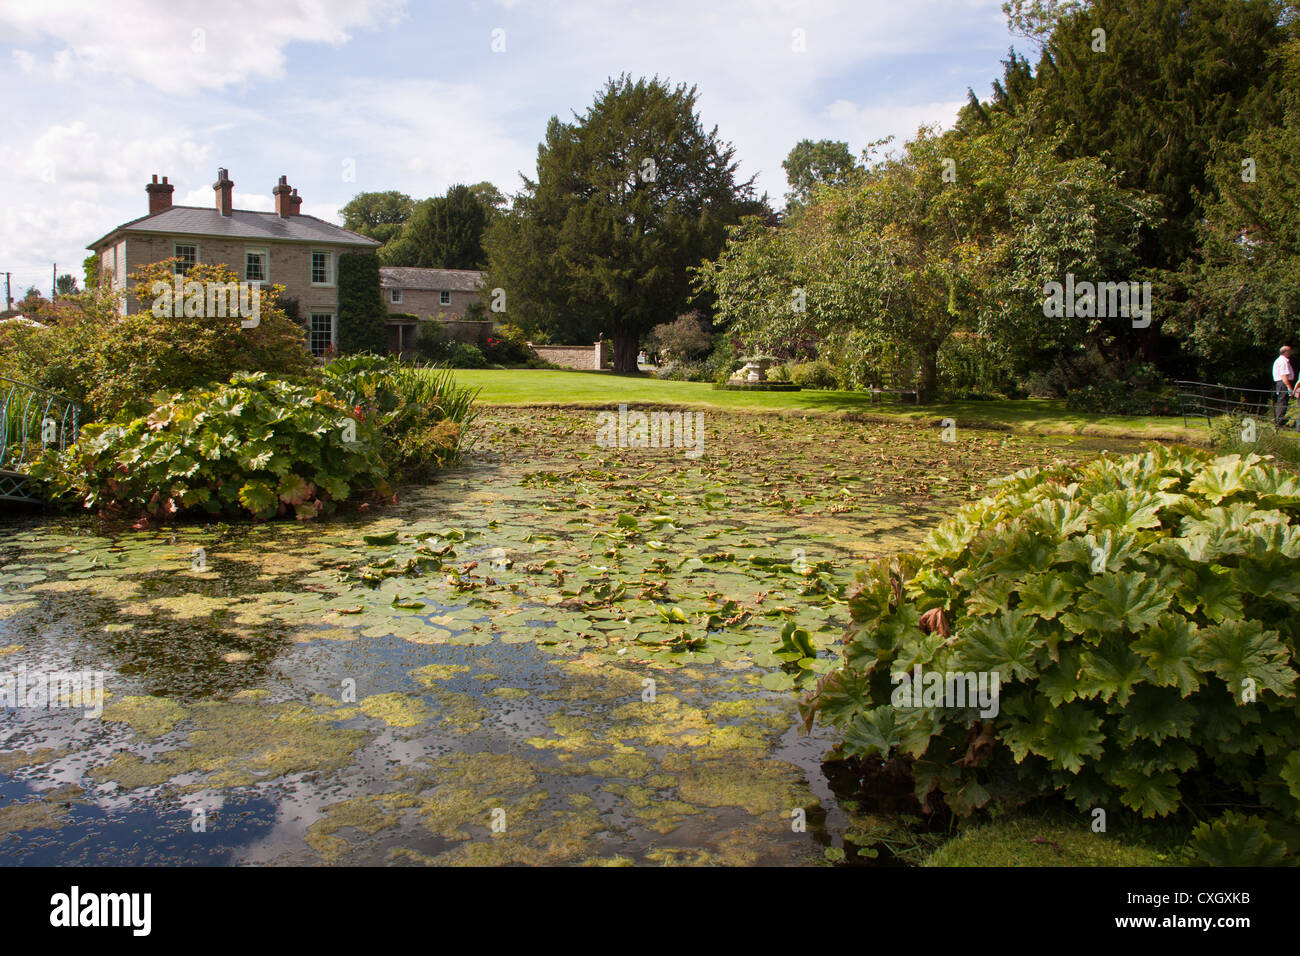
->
xmin=213 ymin=167 xmax=234 ymax=217
xmin=273 ymin=174 xmax=293 ymax=217
xmin=288 ymin=187 xmax=302 ymax=215
xmin=146 ymin=174 xmax=173 ymax=214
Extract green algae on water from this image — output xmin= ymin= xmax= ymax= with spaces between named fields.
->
xmin=101 ymin=695 xmax=187 ymax=739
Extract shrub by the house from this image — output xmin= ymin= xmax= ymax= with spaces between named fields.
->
xmin=2 ymin=260 xmax=313 ymax=419
xmin=39 ymin=372 xmax=388 ymax=521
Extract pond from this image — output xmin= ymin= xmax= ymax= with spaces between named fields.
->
xmin=0 ymin=408 xmax=1142 ymax=865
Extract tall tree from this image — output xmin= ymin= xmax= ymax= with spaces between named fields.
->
xmin=381 ymin=184 xmax=488 ymax=270
xmin=484 ymin=75 xmax=761 ymax=372
xmin=340 ymin=191 xmax=414 ymax=245
xmin=991 ymin=0 xmax=1288 ymax=370
xmin=468 ymin=181 xmax=508 ymax=218
xmin=781 ymin=139 xmax=860 ymax=211
xmin=1180 ymin=26 xmax=1300 ymax=383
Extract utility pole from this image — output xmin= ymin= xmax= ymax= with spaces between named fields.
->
xmin=4 ymin=272 xmax=10 ymax=311
xmin=52 ymin=263 xmax=57 ymax=301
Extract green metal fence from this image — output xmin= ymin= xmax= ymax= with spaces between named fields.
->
xmin=0 ymin=376 xmax=82 ymax=503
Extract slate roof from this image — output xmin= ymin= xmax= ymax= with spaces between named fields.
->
xmin=88 ymin=206 xmax=381 ymax=250
xmin=379 ymin=267 xmax=484 ymax=292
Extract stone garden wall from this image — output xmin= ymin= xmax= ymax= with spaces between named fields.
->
xmin=529 ymin=342 xmax=608 ymax=370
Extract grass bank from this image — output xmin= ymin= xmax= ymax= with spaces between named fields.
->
xmin=448 ymin=369 xmax=1203 ymax=443
xmin=921 ymin=813 xmax=1184 ymax=867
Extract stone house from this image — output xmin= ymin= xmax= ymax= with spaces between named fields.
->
xmin=379 ymin=266 xmax=491 ymax=353
xmin=87 ymin=169 xmax=381 ymax=356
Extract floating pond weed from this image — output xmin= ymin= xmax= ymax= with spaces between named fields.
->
xmin=0 ymin=407 xmax=1140 ymax=864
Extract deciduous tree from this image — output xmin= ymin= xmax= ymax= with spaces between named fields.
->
xmin=341 ymin=191 xmax=414 ymax=245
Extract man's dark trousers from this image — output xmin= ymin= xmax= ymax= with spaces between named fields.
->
xmin=1277 ymin=382 xmax=1292 ymax=427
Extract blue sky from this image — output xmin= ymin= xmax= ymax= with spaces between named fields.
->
xmin=0 ymin=0 xmax=1028 ymax=298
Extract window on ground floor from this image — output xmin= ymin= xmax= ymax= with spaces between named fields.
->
xmin=309 ymin=313 xmax=334 ymax=357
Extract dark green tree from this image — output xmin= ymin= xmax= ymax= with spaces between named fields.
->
xmin=484 ymin=75 xmax=761 ymax=372
xmin=381 ymin=184 xmax=488 ymax=270
xmin=336 ymin=253 xmax=388 ymax=355
xmin=985 ymin=0 xmax=1289 ymax=370
xmin=1180 ymin=27 xmax=1300 ymax=383
xmin=340 ymin=191 xmax=414 ymax=245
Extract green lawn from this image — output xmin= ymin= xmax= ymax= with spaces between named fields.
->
xmin=448 ymin=368 xmax=1204 ymax=442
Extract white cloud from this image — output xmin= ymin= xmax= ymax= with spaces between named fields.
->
xmin=0 ymin=0 xmax=1018 ymax=289
xmin=822 ymin=98 xmax=968 ymax=149
xmin=483 ymin=0 xmax=1006 ymax=198
xmin=280 ymin=77 xmax=532 ymax=203
xmin=0 ymin=0 xmax=404 ymax=93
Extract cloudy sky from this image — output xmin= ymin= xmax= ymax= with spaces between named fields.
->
xmin=0 ymin=0 xmax=1026 ymax=299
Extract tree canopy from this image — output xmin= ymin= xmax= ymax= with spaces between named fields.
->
xmin=341 ymin=191 xmax=414 ymax=245
xmin=381 ymin=184 xmax=489 ymax=270
xmin=483 ymin=74 xmax=765 ymax=371
xmin=697 ymin=109 xmax=1156 ymax=402
xmin=781 ymin=139 xmax=861 ymax=212
xmin=1178 ymin=28 xmax=1300 ymax=383
xmin=966 ymin=0 xmax=1290 ymax=372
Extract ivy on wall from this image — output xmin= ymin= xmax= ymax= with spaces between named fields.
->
xmin=336 ymin=253 xmax=388 ymax=355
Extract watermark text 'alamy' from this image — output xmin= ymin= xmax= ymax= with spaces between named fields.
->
xmin=596 ymin=404 xmax=704 ymax=459
xmin=151 ymin=277 xmax=260 ymax=328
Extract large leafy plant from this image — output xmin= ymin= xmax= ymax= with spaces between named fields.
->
xmin=39 ymin=372 xmax=388 ymax=521
xmin=803 ymin=446 xmax=1300 ymax=824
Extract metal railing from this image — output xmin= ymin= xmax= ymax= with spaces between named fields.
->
xmin=0 ymin=376 xmax=82 ymax=503
xmin=1174 ymin=380 xmax=1277 ymax=429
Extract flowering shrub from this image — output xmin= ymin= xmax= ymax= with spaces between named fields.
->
xmin=480 ymin=325 xmax=535 ymax=365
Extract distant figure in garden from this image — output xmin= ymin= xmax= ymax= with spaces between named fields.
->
xmin=1275 ymin=346 xmax=1296 ymax=427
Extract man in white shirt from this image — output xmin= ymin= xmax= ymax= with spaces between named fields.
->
xmin=1274 ymin=346 xmax=1296 ymax=426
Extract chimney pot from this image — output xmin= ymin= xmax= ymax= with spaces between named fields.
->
xmin=146 ymin=173 xmax=174 ymax=215
xmin=273 ymin=174 xmax=294 ymax=217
